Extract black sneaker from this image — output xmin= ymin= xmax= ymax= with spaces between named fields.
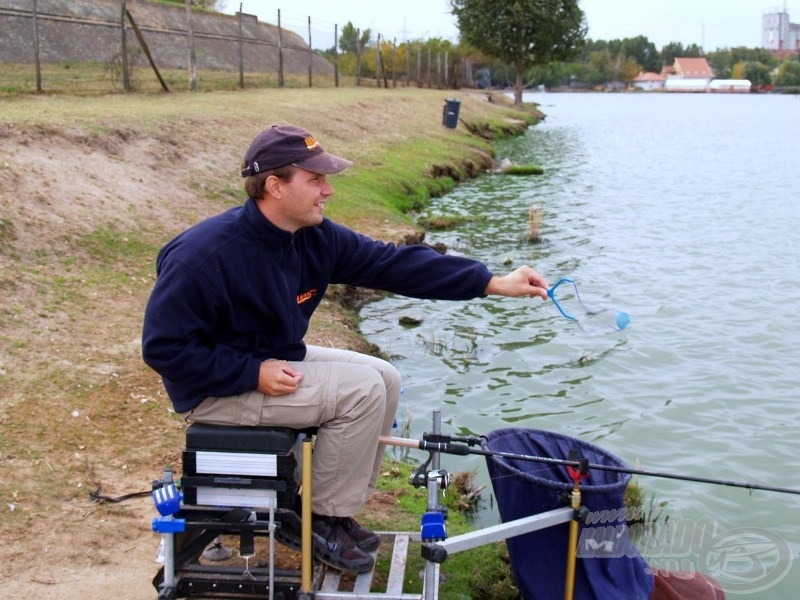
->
xmin=274 ymin=520 xmax=302 ymax=551
xmin=312 ymin=516 xmax=375 ymax=573
xmin=275 ymin=515 xmax=375 ymax=574
xmin=338 ymin=516 xmax=381 ymax=553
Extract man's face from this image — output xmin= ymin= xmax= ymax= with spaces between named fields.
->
xmin=272 ymin=168 xmax=334 ymax=232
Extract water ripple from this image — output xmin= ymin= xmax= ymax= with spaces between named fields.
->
xmin=360 ymin=93 xmax=800 ymax=598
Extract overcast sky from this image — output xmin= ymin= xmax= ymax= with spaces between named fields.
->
xmin=225 ymin=1 xmax=793 ymax=51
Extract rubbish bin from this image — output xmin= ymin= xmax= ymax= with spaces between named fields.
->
xmin=481 ymin=428 xmax=653 ymax=600
xmin=442 ymin=98 xmax=460 ymax=128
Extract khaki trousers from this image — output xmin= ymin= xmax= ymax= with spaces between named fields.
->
xmin=182 ymin=345 xmax=401 ymax=517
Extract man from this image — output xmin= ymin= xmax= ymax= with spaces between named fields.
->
xmin=142 ymin=124 xmax=549 ymax=573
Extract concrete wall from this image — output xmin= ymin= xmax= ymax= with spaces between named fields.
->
xmin=0 ymin=0 xmax=333 ymax=75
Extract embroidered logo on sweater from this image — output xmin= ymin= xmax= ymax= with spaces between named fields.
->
xmin=297 ymin=289 xmax=317 ymax=304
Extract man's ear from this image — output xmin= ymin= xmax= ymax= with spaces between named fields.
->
xmin=264 ymin=175 xmax=282 ymax=198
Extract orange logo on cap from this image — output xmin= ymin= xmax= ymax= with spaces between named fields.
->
xmin=304 ymin=136 xmax=320 ymax=151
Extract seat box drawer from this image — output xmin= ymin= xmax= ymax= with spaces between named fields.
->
xmin=182 ymin=448 xmax=298 ymax=478
xmin=184 ymin=423 xmax=299 ymax=453
xmin=181 ymin=474 xmax=297 ymax=509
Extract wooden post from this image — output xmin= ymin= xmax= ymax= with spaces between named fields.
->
xmin=375 ymin=34 xmax=381 ymax=88
xmin=120 ymin=0 xmax=131 ymax=91
xmin=32 ymin=0 xmax=42 ymax=93
xmin=126 ymin=11 xmax=169 ymax=92
xmin=417 ymin=44 xmax=422 ymax=87
xmin=405 ymin=41 xmax=410 ymax=87
xmin=237 ymin=3 xmax=244 ymax=89
xmin=380 ymin=38 xmax=388 ymax=89
xmin=334 ymin=23 xmax=339 ymax=88
xmin=307 ymin=16 xmax=312 ymax=87
xmin=277 ymin=10 xmax=284 ymax=88
xmin=391 ymin=38 xmax=396 ymax=88
xmin=426 ymin=46 xmax=431 ymax=88
xmin=355 ymin=29 xmax=361 ymax=87
xmin=186 ymin=0 xmax=197 ymax=91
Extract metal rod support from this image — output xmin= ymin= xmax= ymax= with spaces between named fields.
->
xmin=301 ymin=436 xmax=313 ymax=593
xmin=434 ymin=507 xmax=573 ymax=556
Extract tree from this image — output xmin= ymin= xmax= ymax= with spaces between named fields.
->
xmin=620 ymin=35 xmax=660 ymax=73
xmin=660 ymin=41 xmax=703 ymax=65
xmin=740 ymin=61 xmax=772 ymax=88
xmin=526 ymin=61 xmax=572 ymax=89
xmin=660 ymin=42 xmax=685 ymax=66
xmin=684 ymin=43 xmax=704 ymax=57
xmin=450 ymin=0 xmax=586 ymax=105
xmin=617 ymin=54 xmax=642 ymax=83
xmin=774 ymin=58 xmax=800 ymax=87
xmin=586 ymin=49 xmax=614 ymax=86
xmin=339 ymin=22 xmax=371 ymax=55
xmin=580 ymin=39 xmax=610 ymax=63
xmin=709 ymin=47 xmax=779 ymax=81
xmin=706 ymin=49 xmax=733 ymax=79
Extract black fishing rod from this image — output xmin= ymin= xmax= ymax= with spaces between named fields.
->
xmin=380 ymin=434 xmax=800 ymax=497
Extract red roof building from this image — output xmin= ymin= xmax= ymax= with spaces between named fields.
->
xmin=673 ymin=57 xmax=714 ymax=79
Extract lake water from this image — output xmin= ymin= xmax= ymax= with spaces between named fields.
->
xmin=360 ymin=92 xmax=800 ymax=597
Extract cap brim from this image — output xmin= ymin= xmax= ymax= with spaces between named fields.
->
xmin=293 ymin=151 xmax=353 ymax=174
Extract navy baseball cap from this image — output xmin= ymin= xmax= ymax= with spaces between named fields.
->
xmin=241 ymin=125 xmax=353 ymax=177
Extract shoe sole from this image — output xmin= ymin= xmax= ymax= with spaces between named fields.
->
xmin=276 ymin=525 xmax=380 ymax=553
xmin=275 ymin=528 xmax=375 ymax=574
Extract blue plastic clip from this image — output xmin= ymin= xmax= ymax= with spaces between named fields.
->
xmin=421 ymin=511 xmax=447 ymax=541
xmin=153 ymin=482 xmax=183 ymax=517
xmin=152 ymin=516 xmax=186 ymax=534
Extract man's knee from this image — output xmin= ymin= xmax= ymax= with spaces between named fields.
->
xmin=381 ymin=361 xmax=402 ymax=393
xmin=361 ymin=368 xmax=389 ymax=409
xmin=333 ymin=365 xmax=386 ymax=419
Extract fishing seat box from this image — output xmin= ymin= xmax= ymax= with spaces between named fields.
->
xmin=180 ymin=424 xmax=302 ymax=511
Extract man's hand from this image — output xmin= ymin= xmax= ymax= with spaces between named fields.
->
xmin=484 ymin=265 xmax=549 ymax=300
xmin=257 ymin=359 xmax=303 ymax=396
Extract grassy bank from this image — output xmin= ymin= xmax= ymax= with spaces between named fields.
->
xmin=0 ymin=87 xmax=542 ymax=597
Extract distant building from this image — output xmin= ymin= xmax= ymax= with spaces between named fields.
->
xmin=664 ymin=78 xmax=709 ymax=92
xmin=708 ymin=79 xmax=752 ymax=93
xmin=672 ymin=57 xmax=714 ymax=79
xmin=664 ymin=57 xmax=713 ymax=92
xmin=631 ymin=71 xmax=666 ymax=91
xmin=762 ymin=10 xmax=800 ymax=51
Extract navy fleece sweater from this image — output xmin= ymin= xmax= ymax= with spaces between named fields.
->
xmin=142 ymin=198 xmax=493 ymax=412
